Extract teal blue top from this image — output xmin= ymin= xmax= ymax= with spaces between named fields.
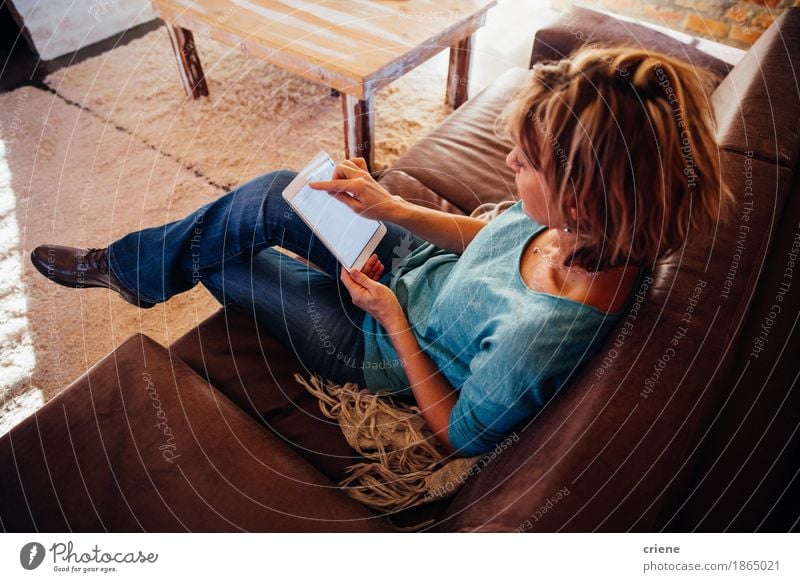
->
xmin=361 ymin=200 xmax=634 ymax=457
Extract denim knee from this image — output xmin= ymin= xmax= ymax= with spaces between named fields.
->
xmin=252 ymin=169 xmax=297 ymax=198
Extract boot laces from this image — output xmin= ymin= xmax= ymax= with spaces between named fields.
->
xmin=85 ymin=248 xmax=109 ymax=274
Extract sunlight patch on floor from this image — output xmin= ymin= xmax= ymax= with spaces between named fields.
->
xmin=0 ymin=136 xmax=43 ymax=436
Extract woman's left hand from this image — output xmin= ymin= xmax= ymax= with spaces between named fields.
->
xmin=340 ymin=255 xmax=404 ymax=326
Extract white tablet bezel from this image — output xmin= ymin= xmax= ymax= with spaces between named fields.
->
xmin=282 ymin=151 xmax=387 ymax=273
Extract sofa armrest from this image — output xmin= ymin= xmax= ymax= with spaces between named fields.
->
xmin=0 ymin=334 xmax=391 ymax=532
xmin=531 ymin=6 xmax=744 ymax=79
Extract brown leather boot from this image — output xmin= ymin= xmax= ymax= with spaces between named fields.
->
xmin=30 ymin=245 xmax=156 ymax=309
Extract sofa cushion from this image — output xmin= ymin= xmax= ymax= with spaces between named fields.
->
xmin=530 ymin=6 xmax=743 ymax=79
xmin=378 ymin=169 xmax=467 ymax=215
xmin=169 ymin=306 xmax=362 ymax=484
xmin=384 ymin=67 xmax=527 ymax=214
xmin=711 ymin=8 xmax=800 ymax=168
xmin=0 ymin=334 xmax=390 ymax=532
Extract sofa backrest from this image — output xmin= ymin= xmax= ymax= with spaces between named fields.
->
xmin=432 ymin=8 xmax=800 ymax=532
xmin=668 ymin=7 xmax=800 ymax=532
xmin=711 ymin=10 xmax=800 ymax=167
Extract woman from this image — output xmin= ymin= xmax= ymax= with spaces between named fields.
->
xmin=31 ymin=47 xmax=733 ymax=458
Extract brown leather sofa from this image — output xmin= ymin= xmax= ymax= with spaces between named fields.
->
xmin=2 ymin=6 xmax=799 ymax=532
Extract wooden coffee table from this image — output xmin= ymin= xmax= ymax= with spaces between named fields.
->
xmin=150 ymin=0 xmax=497 ymax=171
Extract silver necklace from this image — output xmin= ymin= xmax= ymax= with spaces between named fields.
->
xmin=531 ymin=242 xmax=600 ymax=278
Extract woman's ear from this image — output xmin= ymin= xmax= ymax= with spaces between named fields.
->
xmin=569 ymin=206 xmax=578 ymax=223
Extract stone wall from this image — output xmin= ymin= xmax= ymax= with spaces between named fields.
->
xmin=553 ymin=0 xmax=799 ymax=47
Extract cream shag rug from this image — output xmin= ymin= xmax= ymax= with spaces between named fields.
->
xmin=0 ymin=85 xmax=222 ymax=433
xmin=0 ymin=24 xmax=456 ymax=434
xmin=41 ymin=26 xmax=455 ymax=188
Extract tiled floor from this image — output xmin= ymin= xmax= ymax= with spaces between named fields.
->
xmin=0 ymin=7 xmax=162 ymax=95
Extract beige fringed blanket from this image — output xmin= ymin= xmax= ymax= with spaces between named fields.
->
xmin=294 ymin=373 xmax=480 ymax=514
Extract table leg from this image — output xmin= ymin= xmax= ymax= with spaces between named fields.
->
xmin=342 ymin=93 xmax=375 ymax=172
xmin=446 ymin=34 xmax=474 ymax=109
xmin=165 ymin=24 xmax=209 ymax=99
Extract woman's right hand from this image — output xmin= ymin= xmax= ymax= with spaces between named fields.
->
xmin=308 ymin=157 xmax=403 ymax=221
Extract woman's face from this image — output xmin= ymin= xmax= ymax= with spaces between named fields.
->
xmin=505 ymin=145 xmax=558 ymax=227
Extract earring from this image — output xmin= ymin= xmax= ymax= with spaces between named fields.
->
xmin=563 ymin=224 xmax=572 ymax=233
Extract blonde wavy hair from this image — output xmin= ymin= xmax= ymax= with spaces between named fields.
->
xmin=499 ymin=46 xmax=736 ymax=271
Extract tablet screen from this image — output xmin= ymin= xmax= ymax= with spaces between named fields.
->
xmin=289 ymin=155 xmax=382 ymax=268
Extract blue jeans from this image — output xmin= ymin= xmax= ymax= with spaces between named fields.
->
xmin=107 ymin=170 xmax=427 ymax=386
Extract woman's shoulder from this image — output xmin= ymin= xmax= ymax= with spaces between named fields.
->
xmin=557 ymin=267 xmax=642 ymax=315
xmin=489 ymin=286 xmax=629 ymax=351
xmin=493 ymin=294 xmax=617 ymax=343
xmin=481 ymin=299 xmax=612 ymax=383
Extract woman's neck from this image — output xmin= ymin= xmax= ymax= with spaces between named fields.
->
xmin=527 ymin=227 xmax=642 ymax=313
xmin=542 ymin=227 xmax=583 ymax=269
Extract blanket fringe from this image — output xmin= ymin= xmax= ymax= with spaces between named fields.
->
xmin=293 ymin=372 xmax=479 ymax=514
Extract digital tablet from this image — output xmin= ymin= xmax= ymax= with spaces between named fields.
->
xmin=282 ymin=150 xmax=387 ymax=273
